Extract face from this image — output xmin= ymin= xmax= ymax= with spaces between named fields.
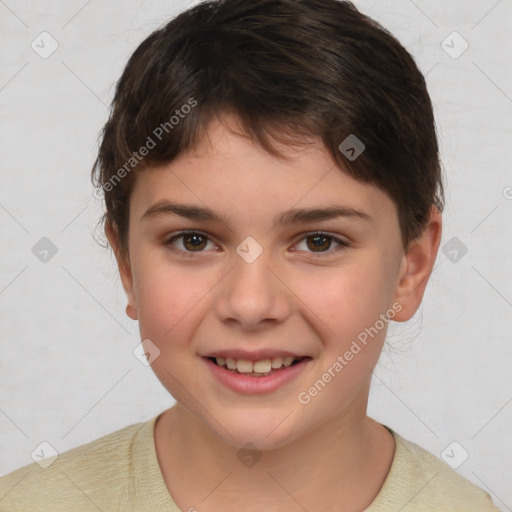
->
xmin=111 ymin=116 xmax=433 ymax=450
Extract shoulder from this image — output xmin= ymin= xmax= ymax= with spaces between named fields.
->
xmin=0 ymin=419 xmax=150 ymax=512
xmin=367 ymin=430 xmax=500 ymax=511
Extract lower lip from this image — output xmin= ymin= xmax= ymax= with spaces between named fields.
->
xmin=203 ymin=357 xmax=311 ymax=394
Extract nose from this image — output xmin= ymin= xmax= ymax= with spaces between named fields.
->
xmin=213 ymin=246 xmax=292 ymax=331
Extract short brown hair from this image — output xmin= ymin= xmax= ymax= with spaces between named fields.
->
xmin=91 ymin=0 xmax=444 ymax=262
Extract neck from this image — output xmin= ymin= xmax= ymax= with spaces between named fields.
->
xmin=154 ymin=400 xmax=395 ymax=512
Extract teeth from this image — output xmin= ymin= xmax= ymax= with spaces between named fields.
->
xmin=253 ymin=359 xmax=272 ymax=373
xmin=271 ymin=356 xmax=283 ymax=369
xmin=213 ymin=355 xmax=303 ymax=374
xmin=236 ymin=359 xmax=253 ymax=373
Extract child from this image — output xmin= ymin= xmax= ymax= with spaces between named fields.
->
xmin=0 ymin=0 xmax=501 ymax=510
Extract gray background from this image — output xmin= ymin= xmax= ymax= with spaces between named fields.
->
xmin=1 ymin=0 xmax=511 ymax=509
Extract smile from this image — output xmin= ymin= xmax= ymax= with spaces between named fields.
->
xmin=209 ymin=356 xmax=305 ymax=376
xmin=203 ymin=355 xmax=312 ymax=394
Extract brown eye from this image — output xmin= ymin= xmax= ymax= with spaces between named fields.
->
xmin=182 ymin=233 xmax=207 ymax=251
xmin=167 ymin=231 xmax=213 ymax=253
xmin=306 ymin=234 xmax=332 ymax=252
xmin=294 ymin=232 xmax=349 ymax=257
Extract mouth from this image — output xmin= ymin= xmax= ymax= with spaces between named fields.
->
xmin=206 ymin=355 xmax=308 ymax=377
xmin=202 ymin=349 xmax=313 ymax=394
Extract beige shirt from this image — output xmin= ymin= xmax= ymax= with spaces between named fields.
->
xmin=0 ymin=415 xmax=500 ymax=511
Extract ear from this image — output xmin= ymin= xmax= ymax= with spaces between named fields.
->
xmin=392 ymin=206 xmax=442 ymax=322
xmin=105 ymin=222 xmax=138 ymax=321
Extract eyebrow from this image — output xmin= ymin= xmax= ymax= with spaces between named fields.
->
xmin=140 ymin=200 xmax=372 ymax=226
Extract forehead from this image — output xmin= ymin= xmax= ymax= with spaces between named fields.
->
xmin=129 ymin=116 xmax=398 ymax=227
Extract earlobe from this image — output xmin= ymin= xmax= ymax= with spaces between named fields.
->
xmin=126 ymin=304 xmax=138 ymax=321
xmin=393 ymin=207 xmax=442 ymax=322
xmin=105 ymin=222 xmax=139 ymax=321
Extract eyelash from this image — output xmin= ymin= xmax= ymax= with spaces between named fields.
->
xmin=165 ymin=230 xmax=350 ymax=258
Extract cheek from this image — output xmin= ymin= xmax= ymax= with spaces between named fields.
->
xmin=132 ymin=263 xmax=218 ymax=399
xmin=291 ymin=261 xmax=395 ymax=343
xmin=291 ymin=268 xmax=391 ymax=422
xmin=293 ymin=261 xmax=399 ymax=413
xmin=134 ymin=261 xmax=215 ymax=347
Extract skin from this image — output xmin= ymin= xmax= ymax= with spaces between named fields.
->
xmin=107 ymin=114 xmax=442 ymax=511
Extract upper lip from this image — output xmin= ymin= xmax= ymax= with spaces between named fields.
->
xmin=201 ymin=349 xmax=309 ymax=361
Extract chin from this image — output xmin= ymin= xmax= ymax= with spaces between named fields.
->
xmin=207 ymin=405 xmax=303 ymax=451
